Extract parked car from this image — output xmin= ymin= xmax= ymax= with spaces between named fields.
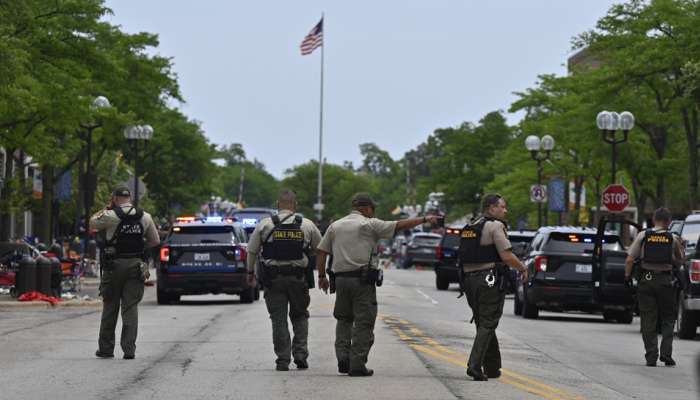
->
xmin=156 ymin=216 xmax=256 ymax=304
xmin=434 ymin=226 xmax=461 ymax=290
xmin=391 ymin=235 xmax=409 ymax=266
xmin=514 ymin=226 xmax=635 ymax=323
xmin=676 ymin=212 xmax=700 ymax=339
xmin=400 ymin=233 xmax=442 ymax=268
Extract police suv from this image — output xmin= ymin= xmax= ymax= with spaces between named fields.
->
xmin=156 ymin=216 xmax=257 ymax=304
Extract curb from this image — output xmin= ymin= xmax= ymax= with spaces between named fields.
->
xmin=0 ymin=299 xmax=102 ymax=311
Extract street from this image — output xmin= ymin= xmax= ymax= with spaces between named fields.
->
xmin=1 ymin=268 xmax=698 ymax=400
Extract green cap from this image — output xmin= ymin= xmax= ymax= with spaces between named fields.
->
xmin=351 ymin=192 xmax=376 ymax=208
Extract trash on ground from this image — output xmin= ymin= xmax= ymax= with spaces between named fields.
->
xmin=17 ymin=291 xmax=62 ymax=305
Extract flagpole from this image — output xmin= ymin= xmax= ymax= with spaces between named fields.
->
xmin=316 ymin=13 xmax=325 ymax=223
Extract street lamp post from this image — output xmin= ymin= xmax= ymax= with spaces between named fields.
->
xmin=525 ymin=134 xmax=555 ymax=228
xmin=81 ymin=96 xmax=110 ymax=239
xmin=596 ymin=111 xmax=635 ymax=183
xmin=123 ymin=124 xmax=154 ymax=208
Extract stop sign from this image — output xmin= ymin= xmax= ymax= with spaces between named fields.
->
xmin=602 ymin=184 xmax=630 ymax=213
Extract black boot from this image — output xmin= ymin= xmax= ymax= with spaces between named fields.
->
xmin=467 ymin=365 xmax=488 ymax=381
xmin=660 ymin=356 xmax=676 ymax=367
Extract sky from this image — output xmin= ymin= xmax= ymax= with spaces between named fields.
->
xmin=104 ymin=0 xmax=620 ymax=178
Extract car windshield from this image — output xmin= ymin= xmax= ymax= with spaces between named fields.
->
xmin=545 ymin=232 xmax=623 ymax=252
xmin=682 ymin=222 xmax=700 ymax=246
xmin=509 ymin=235 xmax=534 ymax=244
xmin=169 ymin=226 xmax=235 ymax=245
xmin=412 ymin=236 xmax=441 ymax=246
xmin=232 ymin=212 xmax=272 ymax=229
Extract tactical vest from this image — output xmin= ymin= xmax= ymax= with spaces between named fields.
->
xmin=458 ymin=217 xmax=503 ymax=264
xmin=642 ymin=229 xmax=674 ymax=265
xmin=262 ymin=214 xmax=305 ymax=261
xmin=106 ymin=206 xmax=145 ymax=259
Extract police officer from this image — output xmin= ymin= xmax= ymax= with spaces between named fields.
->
xmin=90 ymin=186 xmax=159 ymax=360
xmin=246 ymin=190 xmax=322 ymax=371
xmin=316 ymin=192 xmax=437 ymax=377
xmin=459 ymin=194 xmax=528 ymax=381
xmin=625 ymin=207 xmax=684 ymax=367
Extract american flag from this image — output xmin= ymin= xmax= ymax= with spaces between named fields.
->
xmin=300 ymin=18 xmax=323 ymax=55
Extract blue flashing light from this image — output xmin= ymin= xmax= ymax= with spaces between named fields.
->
xmin=205 ymin=216 xmax=223 ymax=223
xmin=242 ymin=218 xmax=258 ymax=226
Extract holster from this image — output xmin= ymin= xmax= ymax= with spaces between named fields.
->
xmin=361 ymin=267 xmax=383 ymax=287
xmin=457 ymin=259 xmax=466 ymax=299
xmin=306 ymin=255 xmax=316 ymax=289
xmin=328 ymin=269 xmax=336 ymax=294
xmin=496 ymin=264 xmax=512 ymax=293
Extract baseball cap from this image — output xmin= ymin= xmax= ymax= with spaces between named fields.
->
xmin=112 ymin=185 xmax=131 ymax=197
xmin=351 ymin=192 xmax=377 ymax=208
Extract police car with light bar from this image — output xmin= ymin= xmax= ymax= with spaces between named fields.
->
xmin=156 ymin=216 xmax=258 ymax=304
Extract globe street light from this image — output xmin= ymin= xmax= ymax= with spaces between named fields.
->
xmin=525 ymin=134 xmax=555 ymax=228
xmin=123 ymin=124 xmax=154 ymax=208
xmin=596 ymin=110 xmax=634 ymax=183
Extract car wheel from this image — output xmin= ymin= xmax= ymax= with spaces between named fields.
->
xmin=616 ymin=309 xmax=634 ymax=324
xmin=156 ymin=287 xmax=170 ymax=305
xmin=522 ymin=288 xmax=539 ymax=319
xmin=514 ymin=291 xmax=523 ymax=316
xmin=240 ymin=287 xmax=255 ymax=303
xmin=436 ymin=275 xmax=449 ymax=290
xmin=402 ymin=258 xmax=412 ymax=269
xmin=603 ymin=310 xmax=616 ymax=322
xmin=677 ymin=292 xmax=698 ymax=339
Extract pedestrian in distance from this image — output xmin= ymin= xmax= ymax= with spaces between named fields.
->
xmin=624 ymin=207 xmax=684 ymax=367
xmin=459 ymin=193 xmax=528 ymax=381
xmin=91 ymin=186 xmax=160 ymax=360
xmin=316 ymin=192 xmax=438 ymax=377
xmin=246 ymin=190 xmax=322 ymax=371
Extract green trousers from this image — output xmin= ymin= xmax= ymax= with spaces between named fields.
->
xmin=464 ymin=271 xmax=505 ymax=373
xmin=333 ymin=276 xmax=377 ymax=370
xmin=98 ymin=259 xmax=145 ymax=356
xmin=638 ymin=272 xmax=676 ymax=363
xmin=264 ymin=274 xmax=310 ymax=367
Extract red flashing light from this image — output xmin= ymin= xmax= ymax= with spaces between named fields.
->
xmin=160 ymin=247 xmax=170 ymax=263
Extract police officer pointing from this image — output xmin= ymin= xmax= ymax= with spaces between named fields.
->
xmin=459 ymin=194 xmax=528 ymax=381
xmin=316 ymin=193 xmax=437 ymax=377
xmin=625 ymin=207 xmax=684 ymax=367
xmin=246 ymin=190 xmax=322 ymax=371
xmin=91 ymin=186 xmax=159 ymax=359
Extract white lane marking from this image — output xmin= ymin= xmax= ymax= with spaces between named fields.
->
xmin=415 ymin=288 xmax=439 ymax=305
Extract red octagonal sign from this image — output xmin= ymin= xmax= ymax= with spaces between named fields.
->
xmin=602 ymin=184 xmax=630 ymax=213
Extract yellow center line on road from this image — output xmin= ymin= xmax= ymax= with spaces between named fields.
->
xmin=410 ymin=344 xmax=565 ymax=400
xmin=381 ymin=315 xmax=585 ymax=400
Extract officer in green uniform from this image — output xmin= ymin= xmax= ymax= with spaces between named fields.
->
xmin=625 ymin=207 xmax=684 ymax=367
xmin=316 ymin=193 xmax=437 ymax=377
xmin=90 ymin=186 xmax=159 ymax=359
xmin=246 ymin=190 xmax=322 ymax=371
xmin=459 ymin=194 xmax=528 ymax=381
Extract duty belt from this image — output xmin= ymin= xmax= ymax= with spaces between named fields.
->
xmin=464 ymin=268 xmax=495 ymax=276
xmin=334 ymin=270 xmax=363 ymax=278
xmin=265 ymin=265 xmax=304 ymax=276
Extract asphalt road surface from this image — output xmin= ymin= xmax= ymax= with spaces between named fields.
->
xmin=1 ymin=267 xmax=698 ymax=399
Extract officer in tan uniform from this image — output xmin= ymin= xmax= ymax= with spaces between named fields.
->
xmin=625 ymin=207 xmax=684 ymax=367
xmin=91 ymin=186 xmax=159 ymax=359
xmin=247 ymin=190 xmax=322 ymax=371
xmin=316 ymin=193 xmax=437 ymax=377
xmin=459 ymin=193 xmax=528 ymax=381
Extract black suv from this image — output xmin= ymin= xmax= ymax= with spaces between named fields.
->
xmin=230 ymin=207 xmax=276 ymax=235
xmin=156 ymin=216 xmax=258 ymax=304
xmin=514 ymin=226 xmax=635 ymax=323
xmin=677 ymin=212 xmax=700 ymax=339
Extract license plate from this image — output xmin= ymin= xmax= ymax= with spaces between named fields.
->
xmin=194 ymin=253 xmax=210 ymax=261
xmin=575 ymin=264 xmax=592 ymax=273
